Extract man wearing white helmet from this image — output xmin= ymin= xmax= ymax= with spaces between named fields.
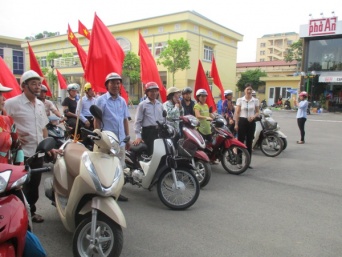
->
xmin=62 ymin=83 xmax=80 ymax=134
xmin=38 ymin=84 xmax=63 ymax=118
xmin=4 ymin=70 xmax=50 ymax=223
xmin=133 ymin=82 xmax=164 ymax=155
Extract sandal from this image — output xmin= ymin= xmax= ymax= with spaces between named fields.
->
xmin=32 ymin=213 xmax=44 ymax=223
xmin=296 ymin=141 xmax=305 ymax=144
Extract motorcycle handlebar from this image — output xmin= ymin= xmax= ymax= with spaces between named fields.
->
xmin=81 ymin=127 xmax=99 ymax=137
xmin=30 ymin=167 xmax=51 ymax=173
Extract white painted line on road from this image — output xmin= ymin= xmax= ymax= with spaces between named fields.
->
xmin=309 ymin=120 xmax=342 ymax=123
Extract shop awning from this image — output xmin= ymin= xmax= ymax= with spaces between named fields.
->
xmin=319 ymin=72 xmax=342 ymax=83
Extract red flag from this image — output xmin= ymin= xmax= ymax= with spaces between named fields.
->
xmin=67 ymin=24 xmax=87 ymax=71
xmin=138 ymin=32 xmax=166 ymax=103
xmin=210 ymin=55 xmax=225 ymax=100
xmin=0 ymin=57 xmax=21 ymax=99
xmin=194 ymin=60 xmax=216 ymax=112
xmin=78 ymin=20 xmax=91 ymax=40
xmin=27 ymin=42 xmax=52 ymax=97
xmin=84 ymin=14 xmax=128 ymax=102
xmin=56 ymin=69 xmax=67 ymax=89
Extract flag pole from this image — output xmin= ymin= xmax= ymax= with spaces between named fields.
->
xmin=73 ymin=85 xmax=84 ymax=143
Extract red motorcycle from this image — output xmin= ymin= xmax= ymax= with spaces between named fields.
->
xmin=0 ymin=138 xmax=54 ymax=257
xmin=205 ymin=114 xmax=251 ymax=175
xmin=177 ymin=115 xmax=212 ymax=188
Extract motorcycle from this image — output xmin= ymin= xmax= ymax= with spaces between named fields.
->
xmin=177 ymin=115 xmax=212 ymax=188
xmin=260 ymin=99 xmax=267 ymax=110
xmin=44 ymin=105 xmax=128 ymax=257
xmin=284 ymin=98 xmax=291 ymax=110
xmin=0 ymin=137 xmax=55 ymax=257
xmin=47 ymin=116 xmax=66 ymax=149
xmin=204 ymin=114 xmax=251 ymax=175
xmin=125 ymin=111 xmax=200 ymax=210
xmin=252 ymin=110 xmax=284 ymax=157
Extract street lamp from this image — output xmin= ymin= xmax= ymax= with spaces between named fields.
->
xmin=310 ymin=70 xmax=316 ymax=102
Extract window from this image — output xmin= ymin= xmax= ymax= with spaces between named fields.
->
xmin=154 ymin=42 xmax=167 ymax=56
xmin=260 ymin=43 xmax=266 ymax=47
xmin=40 ymin=56 xmax=47 ymax=67
xmin=203 ymin=45 xmax=213 ymax=61
xmin=287 ymin=40 xmax=293 ymax=46
xmin=0 ymin=48 xmax=3 ymax=58
xmin=158 ymin=26 xmax=164 ymax=33
xmin=208 ymin=31 xmax=213 ymax=37
xmin=116 ymin=37 xmax=131 ymax=53
xmin=142 ymin=29 xmax=148 ymax=35
xmin=269 ymin=88 xmax=274 ymax=98
xmin=175 ymin=23 xmax=181 ymax=31
xmin=12 ymin=50 xmax=24 ymax=75
xmin=194 ymin=25 xmax=199 ymax=32
xmin=260 ymin=58 xmax=265 ymax=62
xmin=147 ymin=43 xmax=152 ymax=53
xmin=260 ymin=51 xmax=265 ymax=55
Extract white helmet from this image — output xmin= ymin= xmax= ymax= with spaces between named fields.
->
xmin=196 ymin=89 xmax=208 ymax=96
xmin=20 ymin=70 xmax=42 ymax=85
xmin=67 ymin=83 xmax=79 ymax=91
xmin=41 ymin=84 xmax=48 ymax=92
xmin=263 ymin=108 xmax=272 ymax=117
xmin=224 ymin=90 xmax=233 ymax=96
xmin=252 ymin=90 xmax=256 ymax=97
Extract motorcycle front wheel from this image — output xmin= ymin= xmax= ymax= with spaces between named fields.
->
xmin=157 ymin=169 xmax=200 ymax=210
xmin=260 ymin=135 xmax=284 ymax=157
xmin=220 ymin=146 xmax=250 ymax=175
xmin=194 ymin=159 xmax=212 ymax=188
xmin=281 ymin=138 xmax=287 ymax=150
xmin=73 ymin=213 xmax=123 ymax=257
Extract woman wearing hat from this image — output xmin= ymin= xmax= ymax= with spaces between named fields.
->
xmin=0 ymin=83 xmax=23 ymax=164
xmin=293 ymin=91 xmax=309 ymax=144
xmin=163 ymin=87 xmax=184 ymax=137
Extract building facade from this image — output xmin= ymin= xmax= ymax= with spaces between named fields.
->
xmin=256 ymin=32 xmax=299 ymax=62
xmin=300 ymin=15 xmax=342 ymax=112
xmin=21 ymin=11 xmax=243 ymax=102
xmin=0 ymin=35 xmax=25 ymax=82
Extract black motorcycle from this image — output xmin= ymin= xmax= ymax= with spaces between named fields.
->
xmin=284 ymin=98 xmax=291 ymax=110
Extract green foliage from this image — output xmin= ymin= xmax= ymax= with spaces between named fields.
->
xmin=123 ymin=51 xmax=141 ymax=85
xmin=284 ymin=39 xmax=303 ymax=71
xmin=236 ymin=69 xmax=267 ymax=92
xmin=25 ymin=31 xmax=57 ymax=40
xmin=157 ymin=38 xmax=191 ymax=86
xmin=62 ymin=53 xmax=74 ymax=58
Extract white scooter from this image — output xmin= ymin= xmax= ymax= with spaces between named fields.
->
xmin=125 ymin=111 xmax=200 ymax=210
xmin=253 ymin=108 xmax=286 ymax=157
xmin=44 ymin=105 xmax=129 ymax=257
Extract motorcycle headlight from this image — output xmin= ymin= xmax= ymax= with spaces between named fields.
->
xmin=107 ymin=133 xmax=120 ymax=155
xmin=11 ymin=174 xmax=28 ymax=190
xmin=0 ymin=170 xmax=11 ymax=193
xmin=82 ymin=152 xmax=122 ymax=196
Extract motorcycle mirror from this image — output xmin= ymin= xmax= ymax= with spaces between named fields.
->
xmin=123 ymin=135 xmax=130 ymax=144
xmin=37 ymin=137 xmax=56 ymax=153
xmin=90 ymin=105 xmax=103 ymax=122
xmin=209 ymin=106 xmax=213 ymax=113
xmin=162 ymin=110 xmax=167 ymax=117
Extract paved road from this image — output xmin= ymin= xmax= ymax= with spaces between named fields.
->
xmin=34 ymin=109 xmax=342 ymax=257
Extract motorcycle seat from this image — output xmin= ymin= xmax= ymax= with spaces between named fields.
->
xmin=129 ymin=143 xmax=148 ymax=153
xmin=64 ymin=142 xmax=88 ymax=178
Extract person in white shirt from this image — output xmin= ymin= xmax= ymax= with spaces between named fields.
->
xmin=234 ymin=83 xmax=260 ymax=169
xmin=5 ymin=70 xmax=49 ymax=223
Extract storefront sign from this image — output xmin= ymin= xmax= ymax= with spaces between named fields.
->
xmin=319 ymin=75 xmax=342 ymax=83
xmin=309 ymin=17 xmax=338 ymax=36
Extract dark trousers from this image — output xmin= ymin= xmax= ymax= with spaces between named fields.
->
xmin=238 ymin=118 xmax=256 ymax=159
xmin=297 ymin=117 xmax=307 ymax=141
xmin=23 ymin=157 xmax=44 ymax=215
xmin=142 ymin=127 xmax=159 ymax=156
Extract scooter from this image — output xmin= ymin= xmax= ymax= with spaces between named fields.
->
xmin=204 ymin=114 xmax=251 ymax=175
xmin=44 ymin=105 xmax=128 ymax=257
xmin=47 ymin=116 xmax=66 ymax=149
xmin=0 ymin=137 xmax=55 ymax=257
xmin=284 ymin=98 xmax=291 ymax=110
xmin=125 ymin=111 xmax=200 ymax=210
xmin=177 ymin=115 xmax=212 ymax=188
xmin=252 ymin=109 xmax=284 ymax=157
xmin=260 ymin=99 xmax=267 ymax=110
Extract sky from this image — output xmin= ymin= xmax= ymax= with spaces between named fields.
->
xmin=0 ymin=0 xmax=340 ymax=62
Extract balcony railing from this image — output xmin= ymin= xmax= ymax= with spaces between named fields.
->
xmin=53 ymin=56 xmax=81 ymax=68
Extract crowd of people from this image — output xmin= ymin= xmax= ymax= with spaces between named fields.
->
xmin=0 ymin=68 xmax=310 ymax=222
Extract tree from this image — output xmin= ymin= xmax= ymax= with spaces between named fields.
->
xmin=236 ymin=69 xmax=267 ymax=92
xmin=284 ymin=39 xmax=303 ymax=72
xmin=25 ymin=31 xmax=57 ymax=40
xmin=157 ymin=38 xmax=191 ymax=86
xmin=122 ymin=51 xmax=141 ymax=99
xmin=45 ymin=52 xmax=59 ymax=99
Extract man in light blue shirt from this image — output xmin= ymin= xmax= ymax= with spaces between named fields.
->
xmin=95 ymin=72 xmax=130 ymax=201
